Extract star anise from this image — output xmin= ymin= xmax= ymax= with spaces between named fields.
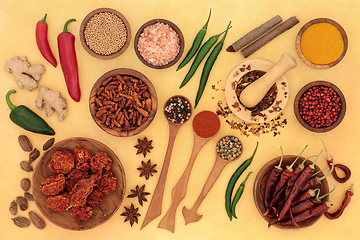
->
xmin=127 ymin=184 xmax=150 ymax=206
xmin=120 ymin=203 xmax=141 ymax=227
xmin=134 ymin=137 xmax=153 ymax=157
xmin=137 ymin=159 xmax=157 ymax=180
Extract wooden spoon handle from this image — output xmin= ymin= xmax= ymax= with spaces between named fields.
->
xmin=158 ymin=135 xmax=210 ymax=232
xmin=183 ymin=157 xmax=228 ymax=224
xmin=141 ymin=123 xmax=181 ymax=230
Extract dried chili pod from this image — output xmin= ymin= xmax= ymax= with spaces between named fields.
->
xmin=325 ymin=183 xmax=353 ymax=220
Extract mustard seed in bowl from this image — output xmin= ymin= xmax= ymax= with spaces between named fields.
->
xmin=84 ymin=12 xmax=127 ymax=56
xmin=137 ymin=22 xmax=180 ymax=66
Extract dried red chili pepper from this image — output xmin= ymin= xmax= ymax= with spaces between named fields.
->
xmin=71 ymin=205 xmax=93 ymax=221
xmin=272 ymin=145 xmax=307 ymax=198
xmin=49 ymin=149 xmax=75 ymax=174
xmin=264 ymin=187 xmax=284 ymax=216
xmin=66 ymin=169 xmax=89 ymax=191
xmin=264 ymin=149 xmax=283 ymax=208
xmin=277 ymin=200 xmax=332 ymax=226
xmin=292 ymin=188 xmax=319 ymax=206
xmin=325 ymin=183 xmax=353 ymax=220
xmin=74 ymin=148 xmax=92 ymax=172
xmin=40 ymin=173 xmax=66 ymax=195
xmin=58 ymin=18 xmax=81 ymax=102
xmin=277 ymin=149 xmax=322 ymax=221
xmin=69 ymin=178 xmax=96 ymax=207
xmin=36 ymin=14 xmax=57 ymax=67
xmin=98 ymin=171 xmax=118 ymax=195
xmin=90 ymin=152 xmax=112 ymax=173
xmin=320 ymin=139 xmax=351 ymax=183
xmin=301 ymin=164 xmax=333 ymax=193
xmin=87 ymin=189 xmax=104 ymax=207
xmin=46 ymin=192 xmax=70 ymax=211
xmin=284 ymin=155 xmax=317 ymax=199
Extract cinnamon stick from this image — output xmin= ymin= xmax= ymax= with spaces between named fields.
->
xmin=241 ymin=16 xmax=299 ymax=58
xmin=226 ymin=15 xmax=282 ymax=52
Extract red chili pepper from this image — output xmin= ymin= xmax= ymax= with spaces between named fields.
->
xmin=36 ymin=14 xmax=57 ymax=67
xmin=272 ymin=145 xmax=307 ymax=199
xmin=284 ymin=154 xmax=317 ymax=200
xmin=278 ymin=200 xmax=332 ymax=226
xmin=264 ymin=187 xmax=284 ymax=216
xmin=301 ymin=165 xmax=333 ymax=193
xmin=277 ymin=149 xmax=322 ymax=221
xmin=292 ymin=188 xmax=319 ymax=206
xmin=320 ymin=139 xmax=351 ymax=183
xmin=324 ymin=183 xmax=353 ymax=220
xmin=264 ymin=147 xmax=284 ymax=208
xmin=58 ymin=19 xmax=81 ymax=102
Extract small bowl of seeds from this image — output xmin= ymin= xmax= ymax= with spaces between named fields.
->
xmin=294 ymin=80 xmax=346 ymax=133
xmin=80 ymin=8 xmax=131 ymax=60
xmin=89 ymin=68 xmax=158 ymax=137
xmin=216 ymin=136 xmax=242 ymax=161
xmin=134 ymin=19 xmax=184 ymax=69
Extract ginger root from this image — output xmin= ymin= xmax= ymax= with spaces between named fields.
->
xmin=4 ymin=56 xmax=46 ymax=91
xmin=36 ymin=85 xmax=67 ymax=121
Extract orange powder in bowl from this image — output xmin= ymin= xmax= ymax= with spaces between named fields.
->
xmin=192 ymin=111 xmax=220 ymax=138
xmin=300 ymin=22 xmax=344 ymax=65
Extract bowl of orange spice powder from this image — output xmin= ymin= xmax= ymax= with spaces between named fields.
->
xmin=295 ymin=18 xmax=348 ymax=69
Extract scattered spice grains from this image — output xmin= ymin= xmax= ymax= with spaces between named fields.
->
xmin=137 ymin=22 xmax=180 ymax=66
xmin=216 ymin=100 xmax=287 ymax=137
xmin=84 ymin=12 xmax=127 ymax=55
xmin=216 ymin=136 xmax=242 ymax=161
xmin=164 ymin=96 xmax=191 ymax=123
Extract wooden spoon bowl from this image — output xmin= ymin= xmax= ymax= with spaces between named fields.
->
xmin=134 ymin=19 xmax=184 ymax=69
xmin=89 ymin=68 xmax=158 ymax=137
xmin=253 ymin=155 xmax=329 ymax=229
xmin=32 ymin=137 xmax=126 ymax=230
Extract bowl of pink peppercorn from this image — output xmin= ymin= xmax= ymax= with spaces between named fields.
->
xmin=294 ymin=80 xmax=346 ymax=133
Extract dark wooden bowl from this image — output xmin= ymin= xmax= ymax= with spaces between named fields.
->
xmin=294 ymin=80 xmax=346 ymax=133
xmin=253 ymin=155 xmax=329 ymax=229
xmin=32 ymin=137 xmax=126 ymax=231
xmin=79 ymin=8 xmax=131 ymax=60
xmin=89 ymin=68 xmax=158 ymax=137
xmin=134 ymin=19 xmax=184 ymax=69
xmin=295 ymin=18 xmax=348 ymax=69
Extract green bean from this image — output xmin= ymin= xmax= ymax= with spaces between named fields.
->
xmin=225 ymin=142 xmax=259 ymax=220
xmin=179 ymin=29 xmax=227 ymax=89
xmin=176 ymin=9 xmax=211 ymax=71
xmin=194 ymin=21 xmax=231 ymax=108
xmin=231 ymin=171 xmax=252 ymax=219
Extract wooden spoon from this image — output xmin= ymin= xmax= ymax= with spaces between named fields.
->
xmin=182 ymin=136 xmax=242 ymax=225
xmin=141 ymin=96 xmax=192 ymax=230
xmin=158 ymin=111 xmax=220 ymax=233
xmin=239 ymin=53 xmax=297 ymax=108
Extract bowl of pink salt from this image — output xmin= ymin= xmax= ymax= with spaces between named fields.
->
xmin=134 ymin=19 xmax=184 ymax=69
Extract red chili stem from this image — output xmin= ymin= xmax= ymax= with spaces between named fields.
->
xmin=320 ymin=139 xmax=351 ymax=183
xmin=36 ymin=13 xmax=57 ymax=67
xmin=324 ymin=183 xmax=353 ymax=220
xmin=58 ymin=18 xmax=81 ymax=102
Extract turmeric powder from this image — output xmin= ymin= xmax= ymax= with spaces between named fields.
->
xmin=300 ymin=22 xmax=344 ymax=65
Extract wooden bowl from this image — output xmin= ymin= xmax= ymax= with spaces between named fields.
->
xmin=89 ymin=68 xmax=158 ymax=137
xmin=295 ymin=18 xmax=348 ymax=69
xmin=253 ymin=155 xmax=329 ymax=229
xmin=79 ymin=8 xmax=131 ymax=60
xmin=134 ymin=19 xmax=184 ymax=69
xmin=225 ymin=58 xmax=289 ymax=123
xmin=32 ymin=137 xmax=126 ymax=231
xmin=294 ymin=80 xmax=346 ymax=133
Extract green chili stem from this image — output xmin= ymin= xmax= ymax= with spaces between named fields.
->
xmin=63 ymin=19 xmax=76 ymax=33
xmin=316 ymin=185 xmax=336 ymax=202
xmin=298 ymin=155 xmax=317 ymax=170
xmin=320 ymin=139 xmax=332 ymax=160
xmin=202 ymin=9 xmax=211 ymax=29
xmin=40 ymin=13 xmax=47 ymax=24
xmin=287 ymin=145 xmax=308 ymax=172
xmin=310 ymin=149 xmax=323 ymax=169
xmin=275 ymin=146 xmax=284 ymax=170
xmin=311 ymin=167 xmax=329 ymax=178
xmin=6 ymin=90 xmax=17 ymax=110
xmin=316 ymin=163 xmax=334 ymax=181
xmin=231 ymin=171 xmax=252 ymax=219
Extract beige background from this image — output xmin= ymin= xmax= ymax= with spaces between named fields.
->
xmin=0 ymin=0 xmax=358 ymax=239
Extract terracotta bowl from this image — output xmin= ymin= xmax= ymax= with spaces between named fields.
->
xmin=134 ymin=19 xmax=184 ymax=69
xmin=295 ymin=18 xmax=348 ymax=69
xmin=32 ymin=137 xmax=126 ymax=231
xmin=253 ymin=155 xmax=329 ymax=229
xmin=79 ymin=8 xmax=131 ymax=60
xmin=294 ymin=80 xmax=346 ymax=133
xmin=89 ymin=68 xmax=158 ymax=137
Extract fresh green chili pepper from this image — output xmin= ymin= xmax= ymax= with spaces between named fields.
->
xmin=179 ymin=29 xmax=227 ymax=89
xmin=176 ymin=9 xmax=211 ymax=71
xmin=6 ymin=90 xmax=55 ymax=135
xmin=225 ymin=142 xmax=258 ymax=220
xmin=194 ymin=21 xmax=231 ymax=108
xmin=231 ymin=171 xmax=252 ymax=219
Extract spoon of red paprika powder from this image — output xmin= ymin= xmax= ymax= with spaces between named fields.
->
xmin=141 ymin=95 xmax=192 ymax=230
xmin=158 ymin=110 xmax=220 ymax=233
